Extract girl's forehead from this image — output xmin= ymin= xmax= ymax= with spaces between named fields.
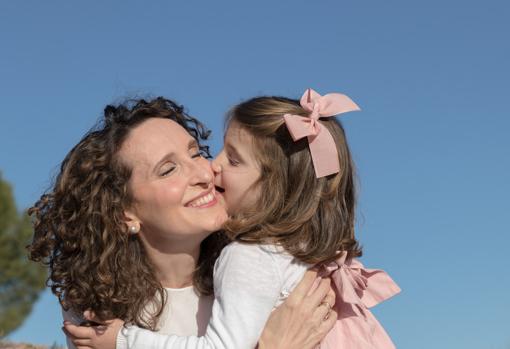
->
xmin=224 ymin=122 xmax=262 ymax=169
xmin=225 ymin=121 xmax=250 ymax=141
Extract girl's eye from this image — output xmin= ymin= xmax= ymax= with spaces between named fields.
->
xmin=228 ymin=157 xmax=239 ymax=166
xmin=191 ymin=151 xmax=202 ymax=159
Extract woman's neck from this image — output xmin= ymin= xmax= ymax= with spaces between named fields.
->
xmin=139 ymin=233 xmax=202 ymax=289
xmin=152 ymin=250 xmax=199 ymax=289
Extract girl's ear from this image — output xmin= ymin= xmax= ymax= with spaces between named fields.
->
xmin=124 ymin=209 xmax=141 ymax=234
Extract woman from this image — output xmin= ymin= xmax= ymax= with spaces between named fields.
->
xmin=29 ymin=97 xmax=336 ymax=348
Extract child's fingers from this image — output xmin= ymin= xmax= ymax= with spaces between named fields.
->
xmin=92 ymin=325 xmax=108 ymax=335
xmin=63 ymin=323 xmax=97 ymax=339
xmin=289 ymin=269 xmax=319 ymax=301
xmin=72 ymin=338 xmax=92 ymax=347
xmin=62 ymin=327 xmax=92 ymax=349
xmin=61 ymin=326 xmax=75 ymax=341
xmin=308 ymin=277 xmax=331 ymax=308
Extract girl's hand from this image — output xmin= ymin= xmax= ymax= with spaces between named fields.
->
xmin=63 ymin=310 xmax=124 ymax=349
xmin=258 ymin=269 xmax=337 ymax=349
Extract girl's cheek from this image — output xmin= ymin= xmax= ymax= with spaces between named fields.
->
xmin=224 ymin=177 xmax=241 ymax=204
xmin=222 ymin=173 xmax=233 ymax=193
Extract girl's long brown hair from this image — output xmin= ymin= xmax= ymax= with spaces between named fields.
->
xmin=28 ymin=97 xmax=226 ymax=329
xmin=223 ymin=96 xmax=362 ymax=264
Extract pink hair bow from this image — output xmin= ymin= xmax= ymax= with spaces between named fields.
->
xmin=283 ymin=88 xmax=360 ymax=178
xmin=319 ymin=252 xmax=401 ymax=316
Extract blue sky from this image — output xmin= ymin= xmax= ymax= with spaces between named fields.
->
xmin=1 ymin=1 xmax=509 ymax=348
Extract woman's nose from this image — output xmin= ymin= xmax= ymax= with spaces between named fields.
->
xmin=189 ymin=159 xmax=213 ymax=186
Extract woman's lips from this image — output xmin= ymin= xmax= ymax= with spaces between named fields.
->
xmin=185 ymin=190 xmax=217 ymax=208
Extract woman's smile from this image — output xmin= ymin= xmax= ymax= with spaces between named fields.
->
xmin=185 ymin=188 xmax=219 ymax=208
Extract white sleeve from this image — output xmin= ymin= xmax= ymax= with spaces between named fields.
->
xmin=118 ymin=243 xmax=282 ymax=349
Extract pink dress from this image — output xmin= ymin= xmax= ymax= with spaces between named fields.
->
xmin=318 ymin=252 xmax=401 ymax=349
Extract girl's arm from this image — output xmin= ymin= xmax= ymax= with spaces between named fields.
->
xmin=64 ymin=245 xmax=337 ymax=349
xmin=257 ymin=270 xmax=337 ymax=349
xmin=119 ymin=243 xmax=283 ymax=349
xmin=64 ymin=273 xmax=336 ymax=349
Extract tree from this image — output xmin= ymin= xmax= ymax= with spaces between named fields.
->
xmin=0 ymin=173 xmax=46 ymax=337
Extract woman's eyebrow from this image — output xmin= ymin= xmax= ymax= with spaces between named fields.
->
xmin=153 ymin=139 xmax=199 ymax=172
xmin=153 ymin=153 xmax=174 ymax=173
xmin=188 ymin=139 xmax=199 ymax=150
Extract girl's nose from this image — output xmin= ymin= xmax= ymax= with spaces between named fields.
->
xmin=211 ymin=160 xmax=222 ymax=175
xmin=211 ymin=150 xmax=226 ymax=174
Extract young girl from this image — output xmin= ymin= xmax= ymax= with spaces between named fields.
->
xmin=65 ymin=89 xmax=400 ymax=349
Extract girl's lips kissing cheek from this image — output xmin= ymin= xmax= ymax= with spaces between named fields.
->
xmin=214 ymin=186 xmax=226 ymax=203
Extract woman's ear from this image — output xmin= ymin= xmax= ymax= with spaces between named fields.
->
xmin=124 ymin=209 xmax=141 ymax=234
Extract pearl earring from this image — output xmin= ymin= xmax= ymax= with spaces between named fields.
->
xmin=129 ymin=225 xmax=139 ymax=234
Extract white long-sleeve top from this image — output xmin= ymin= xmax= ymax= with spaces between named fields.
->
xmin=117 ymin=242 xmax=309 ymax=349
xmin=63 ymin=286 xmax=213 ymax=349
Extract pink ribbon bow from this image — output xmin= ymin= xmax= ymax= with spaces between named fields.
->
xmin=283 ymin=88 xmax=360 ymax=178
xmin=317 ymin=253 xmax=400 ymax=349
xmin=319 ymin=252 xmax=401 ymax=315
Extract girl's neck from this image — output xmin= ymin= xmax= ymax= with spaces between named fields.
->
xmin=139 ymin=233 xmax=202 ymax=289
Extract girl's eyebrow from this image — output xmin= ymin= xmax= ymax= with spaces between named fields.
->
xmin=225 ymin=143 xmax=242 ymax=159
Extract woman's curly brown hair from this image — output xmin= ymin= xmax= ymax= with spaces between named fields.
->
xmin=28 ymin=97 xmax=227 ymax=329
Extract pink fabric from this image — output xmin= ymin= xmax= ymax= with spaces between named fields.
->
xmin=283 ymin=88 xmax=360 ymax=178
xmin=318 ymin=253 xmax=401 ymax=349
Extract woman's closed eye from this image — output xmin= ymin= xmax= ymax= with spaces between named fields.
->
xmin=160 ymin=164 xmax=176 ymax=177
xmin=191 ymin=151 xmax=203 ymax=159
xmin=190 ymin=144 xmax=203 ymax=159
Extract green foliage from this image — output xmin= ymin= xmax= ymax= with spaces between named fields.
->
xmin=0 ymin=173 xmax=46 ymax=337
xmin=0 ymin=339 xmax=56 ymax=349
